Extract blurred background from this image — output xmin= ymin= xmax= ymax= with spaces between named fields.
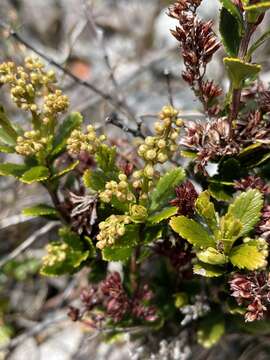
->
xmin=1 ymin=0 xmax=270 ymax=359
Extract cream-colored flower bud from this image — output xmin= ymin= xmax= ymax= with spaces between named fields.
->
xmin=163 ymin=118 xmax=171 ymax=127
xmin=157 ymin=152 xmax=168 ymax=163
xmin=176 ymin=118 xmax=184 ymax=127
xmin=118 ymin=173 xmax=127 ymax=181
xmin=154 ymin=122 xmax=164 ymax=134
xmin=170 ymin=144 xmax=177 ymax=152
xmin=171 ymin=131 xmax=179 ymax=140
xmin=144 ymin=164 xmax=154 ymax=178
xmin=157 ymin=139 xmax=166 ymax=149
xmin=133 ymin=170 xmax=142 ymax=179
xmin=132 ymin=180 xmax=141 ymax=189
xmin=145 ymin=149 xmax=157 ymax=160
xmin=145 ymin=136 xmax=155 ymax=146
xmin=138 ymin=144 xmax=147 ymax=156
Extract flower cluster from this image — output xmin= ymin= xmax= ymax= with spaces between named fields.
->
xmin=42 ymin=243 xmax=68 ymax=268
xmin=96 ymin=215 xmax=131 ymax=249
xmin=99 ymin=173 xmax=136 ymax=203
xmin=257 ymin=205 xmax=270 ymax=242
xmin=67 ymin=125 xmax=106 ymax=155
xmin=230 ymin=272 xmax=270 ymax=322
xmin=168 ymin=0 xmax=221 ymax=114
xmin=234 ymin=176 xmax=270 ymax=195
xmin=0 ymin=57 xmax=68 ymax=121
xmin=181 ymin=118 xmax=239 ymax=172
xmin=15 ymin=130 xmax=48 ymax=156
xmin=134 ymin=105 xmax=182 ymax=195
xmin=170 ymin=180 xmax=198 ymax=216
xmin=68 ymin=272 xmax=158 ymax=324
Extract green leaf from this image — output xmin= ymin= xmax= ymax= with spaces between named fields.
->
xmin=195 ymin=191 xmax=218 ymax=232
xmin=224 ymin=57 xmax=261 ymax=89
xmin=0 ymin=127 xmax=17 ymax=146
xmin=143 ymin=225 xmax=163 ymax=244
xmin=95 ymin=144 xmax=118 ymax=174
xmin=84 ymin=236 xmax=96 ymax=258
xmin=239 ymin=142 xmax=263 ymax=157
xmin=218 ymin=214 xmax=243 ymax=253
xmin=59 ymin=227 xmax=83 ymax=251
xmin=230 ymin=243 xmax=267 ymax=270
xmin=0 ymin=144 xmax=15 ymax=153
xmin=193 ymin=262 xmax=225 ymax=277
xmin=149 ymin=167 xmax=186 ymax=213
xmin=0 ymin=162 xmax=29 ymax=178
xmin=102 ymin=246 xmax=133 ymax=262
xmin=51 ymin=112 xmax=83 ymax=158
xmin=247 ymin=30 xmax=270 ymax=60
xmin=148 ymin=207 xmax=178 ymax=224
xmin=197 ymin=247 xmax=228 ymax=265
xmin=208 ymin=183 xmax=232 ymax=201
xmin=40 ymin=241 xmax=89 ymax=276
xmin=197 ymin=316 xmax=225 ymax=348
xmin=51 ymin=161 xmax=79 ymax=180
xmin=22 ymin=204 xmax=58 ymax=218
xmin=219 ymin=0 xmax=244 ymax=25
xmin=220 ymin=7 xmax=242 ymax=56
xmin=83 ymin=169 xmax=107 ymax=191
xmin=170 ymin=216 xmax=215 ymax=249
xmin=0 ymin=105 xmax=18 ymax=143
xmin=20 ymin=166 xmax=50 ymax=184
xmin=227 ymin=189 xmax=263 ymax=237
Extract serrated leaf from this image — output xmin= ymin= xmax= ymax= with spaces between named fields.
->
xmin=150 ymin=167 xmax=186 ymax=213
xmin=224 ymin=57 xmax=261 ymax=89
xmin=170 ymin=216 xmax=215 ymax=249
xmin=220 ymin=7 xmax=242 ymax=56
xmin=102 ymin=246 xmax=133 ymax=262
xmin=20 ymin=166 xmax=50 ymax=184
xmin=230 ymin=243 xmax=267 ymax=270
xmin=59 ymin=227 xmax=83 ymax=251
xmin=0 ymin=105 xmax=18 ymax=143
xmin=0 ymin=162 xmax=29 ymax=178
xmin=218 ymin=214 xmax=243 ymax=253
xmin=22 ymin=204 xmax=58 ymax=218
xmin=195 ymin=191 xmax=218 ymax=232
xmin=227 ymin=189 xmax=263 ymax=237
xmin=193 ymin=262 xmax=225 ymax=277
xmin=51 ymin=112 xmax=83 ymax=158
xmin=148 ymin=207 xmax=178 ymax=224
xmin=95 ymin=144 xmax=118 ymax=173
xmin=83 ymin=169 xmax=107 ymax=191
xmin=197 ymin=247 xmax=228 ymax=265
xmin=197 ymin=316 xmax=225 ymax=348
xmin=51 ymin=161 xmax=79 ymax=180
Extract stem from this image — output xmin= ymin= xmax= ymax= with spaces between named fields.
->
xmin=130 ymin=245 xmax=141 ymax=292
xmin=228 ymin=23 xmax=256 ymax=135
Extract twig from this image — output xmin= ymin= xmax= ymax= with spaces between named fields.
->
xmin=0 ymin=20 xmax=133 ymax=119
xmin=0 ymin=313 xmax=67 ymax=352
xmin=105 ymin=112 xmax=145 ymax=138
xmin=164 ymin=69 xmax=174 ymax=107
xmin=0 ymin=221 xmax=60 ymax=268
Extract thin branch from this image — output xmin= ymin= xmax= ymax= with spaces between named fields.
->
xmin=0 ymin=214 xmax=35 ymax=230
xmin=105 ymin=112 xmax=145 ymax=138
xmin=0 ymin=221 xmax=60 ymax=268
xmin=164 ymin=69 xmax=174 ymax=107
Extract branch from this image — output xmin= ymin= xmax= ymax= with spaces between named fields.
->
xmin=0 ymin=221 xmax=60 ymax=268
xmin=105 ymin=112 xmax=145 ymax=139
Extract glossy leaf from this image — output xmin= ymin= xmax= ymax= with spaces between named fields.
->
xmin=227 ymin=189 xmax=263 ymax=237
xmin=224 ymin=57 xmax=261 ymax=89
xmin=170 ymin=216 xmax=215 ymax=249
xmin=150 ymin=167 xmax=186 ymax=213
xmin=0 ymin=163 xmax=29 ymax=178
xmin=220 ymin=7 xmax=242 ymax=56
xmin=20 ymin=166 xmax=50 ymax=184
xmin=193 ymin=262 xmax=225 ymax=277
xmin=148 ymin=206 xmax=178 ymax=224
xmin=195 ymin=191 xmax=218 ymax=232
xmin=197 ymin=247 xmax=228 ymax=265
xmin=22 ymin=204 xmax=58 ymax=218
xmin=230 ymin=243 xmax=267 ymax=270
